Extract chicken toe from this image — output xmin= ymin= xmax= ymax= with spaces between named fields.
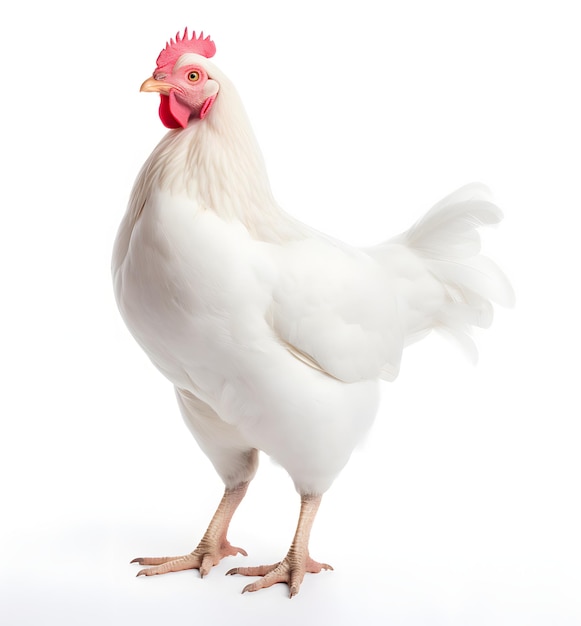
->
xmin=133 ymin=541 xmax=247 ymax=577
xmin=227 ymin=555 xmax=332 ymax=597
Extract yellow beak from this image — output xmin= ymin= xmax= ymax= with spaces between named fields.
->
xmin=140 ymin=77 xmax=173 ymax=95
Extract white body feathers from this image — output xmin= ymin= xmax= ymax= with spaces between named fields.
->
xmin=113 ymin=55 xmax=512 ymax=495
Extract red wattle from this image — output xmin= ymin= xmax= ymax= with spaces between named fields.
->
xmin=158 ymin=92 xmax=191 ymax=129
xmin=158 ymin=95 xmax=180 ymax=128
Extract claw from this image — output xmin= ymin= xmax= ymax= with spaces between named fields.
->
xmin=229 ymin=555 xmax=331 ymax=596
xmin=226 ymin=495 xmax=331 ymax=596
xmin=129 ymin=484 xmax=251 ymax=580
xmin=130 ymin=547 xmax=247 ymax=579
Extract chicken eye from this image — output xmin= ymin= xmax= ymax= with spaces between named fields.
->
xmin=188 ymin=71 xmax=200 ymax=82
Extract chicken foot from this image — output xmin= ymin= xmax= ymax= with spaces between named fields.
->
xmin=132 ymin=481 xmax=249 ymax=578
xmin=227 ymin=494 xmax=333 ymax=597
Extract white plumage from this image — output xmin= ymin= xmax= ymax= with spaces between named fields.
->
xmin=112 ymin=34 xmax=513 ymax=596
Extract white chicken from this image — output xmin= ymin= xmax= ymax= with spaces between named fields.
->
xmin=112 ymin=29 xmax=513 ymax=597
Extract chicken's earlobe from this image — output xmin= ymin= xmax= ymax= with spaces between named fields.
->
xmin=200 ymin=95 xmax=217 ymax=119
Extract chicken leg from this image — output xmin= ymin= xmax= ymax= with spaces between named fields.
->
xmin=227 ymin=494 xmax=333 ymax=597
xmin=132 ymin=481 xmax=249 ymax=578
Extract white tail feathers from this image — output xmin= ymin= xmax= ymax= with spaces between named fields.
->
xmin=399 ymin=183 xmax=515 ymax=361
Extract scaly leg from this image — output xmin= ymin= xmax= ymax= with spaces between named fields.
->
xmin=132 ymin=481 xmax=249 ymax=578
xmin=227 ymin=494 xmax=332 ymax=597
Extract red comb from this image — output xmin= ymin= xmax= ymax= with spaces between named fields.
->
xmin=156 ymin=29 xmax=216 ymax=71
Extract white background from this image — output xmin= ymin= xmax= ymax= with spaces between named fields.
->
xmin=1 ymin=1 xmax=580 ymax=624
